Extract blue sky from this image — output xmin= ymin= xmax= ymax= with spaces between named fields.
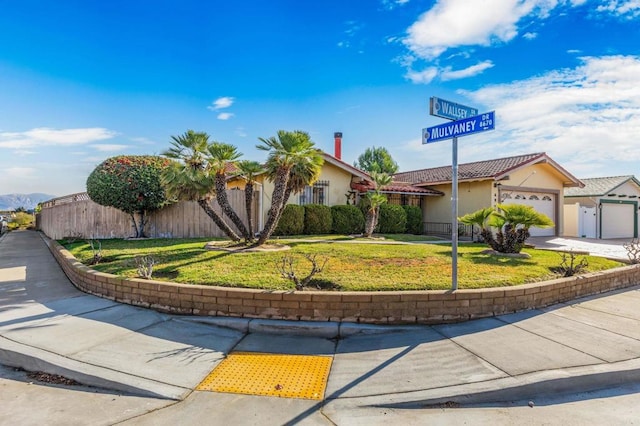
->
xmin=1 ymin=0 xmax=639 ymax=196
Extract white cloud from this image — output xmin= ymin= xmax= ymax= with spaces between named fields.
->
xmin=207 ymin=97 xmax=234 ymax=111
xmin=5 ymin=167 xmax=36 ymax=178
xmin=441 ymin=60 xmax=495 ymax=81
xmin=458 ymin=55 xmax=640 ymax=174
xmin=0 ymin=127 xmax=116 ymax=150
xmin=523 ymin=31 xmax=538 ymax=40
xmin=381 ymin=0 xmax=410 ymax=10
xmin=130 ymin=136 xmax=157 ymax=145
xmin=90 ymin=144 xmax=129 ymax=152
xmin=401 ymin=0 xmax=593 ymax=61
xmin=596 ymin=0 xmax=640 ymax=18
xmin=235 ymin=127 xmax=247 ymax=137
xmin=405 ymin=67 xmax=439 ymax=84
xmin=217 ymin=112 xmax=234 ymax=120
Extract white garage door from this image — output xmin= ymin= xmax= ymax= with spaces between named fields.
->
xmin=501 ymin=192 xmax=556 ymax=237
xmin=601 ymin=202 xmax=635 ymax=239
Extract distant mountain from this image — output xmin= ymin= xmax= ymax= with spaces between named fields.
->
xmin=0 ymin=193 xmax=56 ymax=211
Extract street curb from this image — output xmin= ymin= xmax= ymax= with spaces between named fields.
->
xmin=0 ymin=336 xmax=188 ymax=400
xmin=335 ymin=358 xmax=640 ymax=408
xmin=175 ymin=316 xmax=423 ymax=339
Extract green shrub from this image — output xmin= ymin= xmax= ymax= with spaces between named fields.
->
xmin=86 ymin=155 xmax=172 ymax=237
xmin=403 ymin=205 xmax=423 ymax=234
xmin=331 ymin=205 xmax=364 ymax=235
xmin=11 ymin=212 xmax=34 ymax=229
xmin=273 ymin=204 xmax=305 ymax=236
xmin=303 ymin=204 xmax=332 ymax=235
xmin=377 ymin=204 xmax=407 ymax=234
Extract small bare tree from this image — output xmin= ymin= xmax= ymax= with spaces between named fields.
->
xmin=87 ymin=239 xmax=102 ymax=265
xmin=623 ymin=238 xmax=640 ymax=264
xmin=556 ymin=251 xmax=588 ymax=277
xmin=276 ymin=254 xmax=328 ymax=290
xmin=135 ymin=255 xmax=156 ymax=279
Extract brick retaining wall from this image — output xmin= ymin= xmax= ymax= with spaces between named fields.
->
xmin=46 ymin=237 xmax=640 ymax=325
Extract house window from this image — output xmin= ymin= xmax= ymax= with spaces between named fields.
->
xmin=529 ymin=195 xmax=539 ymax=200
xmin=542 ymin=195 xmax=552 ymax=201
xmin=299 ymin=180 xmax=330 ymax=206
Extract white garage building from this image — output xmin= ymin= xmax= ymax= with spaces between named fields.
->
xmin=564 ymin=176 xmax=640 ymax=239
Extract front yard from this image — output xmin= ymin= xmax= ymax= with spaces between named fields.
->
xmin=64 ymin=235 xmax=623 ymax=291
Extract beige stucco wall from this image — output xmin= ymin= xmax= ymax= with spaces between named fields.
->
xmin=426 ymin=180 xmax=493 ymax=223
xmin=563 ymin=203 xmax=580 ymax=237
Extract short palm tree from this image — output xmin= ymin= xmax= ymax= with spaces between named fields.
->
xmin=235 ymin=160 xmax=264 ymax=239
xmin=460 ymin=203 xmax=553 ymax=253
xmin=363 ymin=172 xmax=392 ymax=237
xmin=207 ymin=142 xmax=251 ymax=241
xmin=162 ymin=130 xmax=241 ymax=242
xmin=256 ymin=130 xmax=320 ymax=246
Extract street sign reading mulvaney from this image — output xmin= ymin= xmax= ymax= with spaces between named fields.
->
xmin=422 ymin=111 xmax=495 ymax=144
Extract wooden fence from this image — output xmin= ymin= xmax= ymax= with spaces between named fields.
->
xmin=38 ymin=190 xmax=259 ymax=240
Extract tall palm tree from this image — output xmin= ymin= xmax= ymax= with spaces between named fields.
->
xmin=161 ymin=130 xmax=241 ymax=242
xmin=256 ymin=130 xmax=319 ymax=246
xmin=207 ymin=142 xmax=251 ymax=241
xmin=282 ymin=149 xmax=324 ymax=205
xmin=363 ymin=172 xmax=392 ymax=237
xmin=236 ymin=160 xmax=264 ymax=239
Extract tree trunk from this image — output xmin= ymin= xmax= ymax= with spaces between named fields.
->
xmin=256 ymin=166 xmax=291 ymax=246
xmin=215 ymin=174 xmax=250 ymax=240
xmin=364 ymin=208 xmax=377 ymax=237
xmin=197 ymin=199 xmax=241 ymax=242
xmin=244 ymin=183 xmax=255 ymax=238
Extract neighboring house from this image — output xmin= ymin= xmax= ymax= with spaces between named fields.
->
xmin=564 ymin=176 xmax=640 ymax=239
xmin=392 ymin=153 xmax=584 ymax=237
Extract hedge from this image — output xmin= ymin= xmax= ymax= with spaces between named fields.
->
xmin=331 ymin=205 xmax=365 ymax=235
xmin=273 ymin=204 xmax=305 ymax=236
xmin=403 ymin=205 xmax=423 ymax=234
xmin=303 ymin=204 xmax=332 ymax=234
xmin=377 ymin=203 xmax=407 ymax=234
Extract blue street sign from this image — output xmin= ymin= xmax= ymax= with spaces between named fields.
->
xmin=430 ymin=97 xmax=478 ymax=121
xmin=422 ymin=111 xmax=495 ymax=144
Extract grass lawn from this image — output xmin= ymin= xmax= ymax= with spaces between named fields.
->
xmin=63 ymin=236 xmax=623 ymax=291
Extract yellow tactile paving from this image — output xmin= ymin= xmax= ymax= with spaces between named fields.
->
xmin=196 ymin=352 xmax=332 ymax=400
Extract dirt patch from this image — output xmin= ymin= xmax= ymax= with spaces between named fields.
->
xmin=204 ymin=241 xmax=291 ymax=253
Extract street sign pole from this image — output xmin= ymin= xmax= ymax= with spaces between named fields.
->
xmin=426 ymin=98 xmax=495 ymax=291
xmin=451 ymin=136 xmax=458 ymax=291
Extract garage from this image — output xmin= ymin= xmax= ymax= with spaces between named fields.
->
xmin=601 ymin=201 xmax=637 ymax=239
xmin=502 ymin=191 xmax=556 ymax=237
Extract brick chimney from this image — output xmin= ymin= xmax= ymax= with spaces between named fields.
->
xmin=334 ymin=132 xmax=342 ymax=160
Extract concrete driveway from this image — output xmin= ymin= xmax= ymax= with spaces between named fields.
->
xmin=528 ymin=236 xmax=631 ymax=261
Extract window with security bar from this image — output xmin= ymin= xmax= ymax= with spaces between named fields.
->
xmin=299 ymin=181 xmax=329 ymax=206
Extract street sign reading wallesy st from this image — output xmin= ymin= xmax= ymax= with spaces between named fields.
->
xmin=430 ymin=96 xmax=478 ymax=121
xmin=422 ymin=111 xmax=495 ymax=144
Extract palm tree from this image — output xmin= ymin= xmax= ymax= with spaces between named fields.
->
xmin=282 ymin=150 xmax=324 ymax=204
xmin=459 ymin=204 xmax=553 ymax=253
xmin=235 ymin=160 xmax=264 ymax=239
xmin=256 ymin=130 xmax=320 ymax=246
xmin=161 ymin=130 xmax=241 ymax=242
xmin=459 ymin=207 xmax=495 ymax=243
xmin=207 ymin=142 xmax=251 ymax=241
xmin=363 ymin=172 xmax=392 ymax=237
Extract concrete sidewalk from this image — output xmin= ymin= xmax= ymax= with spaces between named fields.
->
xmin=2 ymin=230 xmax=640 ymax=424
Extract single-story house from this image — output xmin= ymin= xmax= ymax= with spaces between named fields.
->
xmin=392 ymin=153 xmax=584 ymax=237
xmin=564 ymin=176 xmax=640 ymax=239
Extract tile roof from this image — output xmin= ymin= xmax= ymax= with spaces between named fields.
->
xmin=380 ymin=183 xmax=443 ymax=196
xmin=565 ymin=176 xmax=640 ymax=197
xmin=393 ymin=153 xmax=547 ymax=185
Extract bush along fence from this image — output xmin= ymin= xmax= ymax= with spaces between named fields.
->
xmin=46 ymin=235 xmax=640 ymax=324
